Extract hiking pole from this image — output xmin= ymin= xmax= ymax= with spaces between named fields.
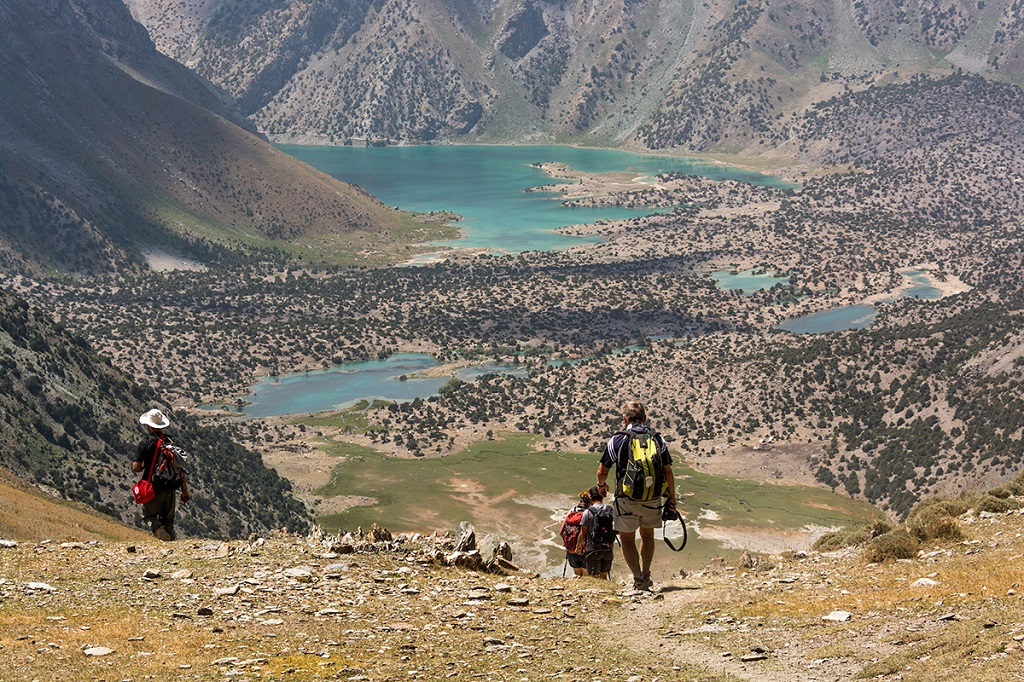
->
xmin=562 ymin=558 xmax=567 ymax=578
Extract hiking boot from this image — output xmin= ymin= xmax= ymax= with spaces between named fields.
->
xmin=641 ymin=571 xmax=654 ymax=590
xmin=154 ymin=527 xmax=173 ymax=541
xmin=633 ymin=575 xmax=652 ymax=591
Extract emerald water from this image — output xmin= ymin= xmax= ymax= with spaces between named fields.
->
xmin=279 ymin=144 xmax=790 ymax=253
xmin=711 ymin=268 xmax=788 ymax=295
xmin=238 ymin=354 xmax=523 ymax=418
xmin=777 ymin=270 xmax=943 ymax=334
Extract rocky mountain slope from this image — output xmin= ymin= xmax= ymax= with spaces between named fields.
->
xmin=0 ymin=0 xmax=418 ymax=275
xmin=1 ymin=483 xmax=1021 ymax=681
xmin=0 ymin=287 xmax=310 ymax=539
xmin=125 ymin=0 xmax=1024 ymax=148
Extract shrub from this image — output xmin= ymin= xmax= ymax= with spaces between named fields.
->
xmin=864 ymin=529 xmax=919 ymax=563
xmin=974 ymin=494 xmax=1022 ymax=514
xmin=907 ymin=496 xmax=972 ymax=522
xmin=905 ymin=500 xmax=967 ymax=542
xmin=906 ymin=509 xmax=965 ymax=542
xmin=813 ymin=530 xmax=853 ymax=551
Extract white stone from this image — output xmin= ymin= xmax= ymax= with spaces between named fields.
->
xmin=83 ymin=646 xmax=114 ymax=657
xmin=24 ymin=582 xmax=55 ymax=592
xmin=911 ymin=578 xmax=940 ymax=588
xmin=822 ymin=610 xmax=851 ymax=622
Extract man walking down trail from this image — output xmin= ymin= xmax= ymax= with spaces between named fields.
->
xmin=595 ymin=400 xmax=677 ymax=591
xmin=133 ymin=408 xmax=189 ymax=541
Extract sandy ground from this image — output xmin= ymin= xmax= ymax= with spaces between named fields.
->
xmin=142 ymin=250 xmax=207 ymax=272
xmin=862 ymin=266 xmax=972 ymax=304
xmin=689 ymin=440 xmax=825 ymax=488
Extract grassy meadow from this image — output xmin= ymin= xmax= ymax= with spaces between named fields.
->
xmin=311 ymin=431 xmax=882 ymax=578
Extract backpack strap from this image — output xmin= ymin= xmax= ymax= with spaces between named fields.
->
xmin=145 ymin=437 xmax=162 ymax=483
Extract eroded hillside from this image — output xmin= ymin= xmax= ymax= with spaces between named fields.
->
xmin=0 ymin=0 xmax=432 ymax=275
xmin=126 ymin=0 xmax=1024 ymax=149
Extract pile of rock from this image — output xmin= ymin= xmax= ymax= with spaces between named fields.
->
xmin=308 ymin=521 xmax=524 ymax=574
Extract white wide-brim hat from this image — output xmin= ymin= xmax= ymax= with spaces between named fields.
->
xmin=139 ymin=408 xmax=170 ymax=429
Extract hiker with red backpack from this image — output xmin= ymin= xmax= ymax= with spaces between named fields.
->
xmin=558 ymin=490 xmax=591 ymax=577
xmin=595 ymin=400 xmax=677 ymax=591
xmin=132 ymin=408 xmax=190 ymax=541
xmin=574 ymin=486 xmax=616 ymax=579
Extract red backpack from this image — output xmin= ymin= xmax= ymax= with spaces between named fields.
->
xmin=560 ymin=508 xmax=585 ymax=553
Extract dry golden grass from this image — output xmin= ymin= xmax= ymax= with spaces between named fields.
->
xmin=0 ymin=466 xmax=149 ymax=543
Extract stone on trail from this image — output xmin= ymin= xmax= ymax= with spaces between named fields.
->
xmin=0 ymin=540 xmax=18 ymax=548
xmin=911 ymin=578 xmax=940 ymax=588
xmin=83 ymin=646 xmax=114 ymax=657
xmin=24 ymin=582 xmax=55 ymax=592
xmin=284 ymin=567 xmax=313 ymax=582
xmin=214 ymin=584 xmax=241 ymax=596
xmin=455 ymin=521 xmax=476 ymax=552
xmin=822 ymin=610 xmax=852 ymax=622
xmin=142 ymin=568 xmax=161 ymax=580
xmin=740 ymin=653 xmax=769 ymax=662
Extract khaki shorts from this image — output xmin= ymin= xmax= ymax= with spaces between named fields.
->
xmin=612 ymin=496 xmax=663 ymax=533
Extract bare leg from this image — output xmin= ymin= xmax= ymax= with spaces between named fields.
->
xmin=639 ymin=526 xmax=656 ymax=575
xmin=618 ymin=531 xmax=642 ymax=580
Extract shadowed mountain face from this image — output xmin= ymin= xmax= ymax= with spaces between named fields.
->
xmin=124 ymin=0 xmax=1024 ymax=147
xmin=0 ymin=288 xmax=311 ymax=539
xmin=0 ymin=0 xmax=403 ymax=275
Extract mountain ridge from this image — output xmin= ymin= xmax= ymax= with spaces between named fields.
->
xmin=124 ymin=0 xmax=1024 ymax=149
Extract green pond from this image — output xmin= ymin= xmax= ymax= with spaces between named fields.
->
xmin=314 ymin=432 xmax=881 ymax=580
xmin=279 ymin=144 xmax=792 ymax=253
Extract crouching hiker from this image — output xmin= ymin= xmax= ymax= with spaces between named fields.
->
xmin=132 ymin=409 xmax=190 ymax=541
xmin=574 ymin=487 xmax=616 ymax=579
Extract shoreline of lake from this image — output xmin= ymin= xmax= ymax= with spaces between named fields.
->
xmin=271 ymin=135 xmax=805 ymax=184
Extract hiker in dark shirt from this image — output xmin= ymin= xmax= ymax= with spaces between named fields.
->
xmin=132 ymin=408 xmax=189 ymax=541
xmin=595 ymin=400 xmax=676 ymax=591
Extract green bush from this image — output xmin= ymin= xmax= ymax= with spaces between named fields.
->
xmin=905 ymin=500 xmax=967 ymax=542
xmin=812 ymin=520 xmax=891 ymax=551
xmin=864 ymin=529 xmax=920 ymax=563
xmin=974 ymin=494 xmax=1022 ymax=514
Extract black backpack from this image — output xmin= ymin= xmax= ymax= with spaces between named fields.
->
xmin=590 ymin=504 xmax=616 ymax=549
xmin=151 ymin=439 xmax=188 ymax=490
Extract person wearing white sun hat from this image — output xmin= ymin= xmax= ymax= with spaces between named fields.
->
xmin=132 ymin=408 xmax=189 ymax=540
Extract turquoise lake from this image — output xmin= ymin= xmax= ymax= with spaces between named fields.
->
xmin=239 ymin=354 xmax=523 ymax=418
xmin=279 ymin=144 xmax=791 ymax=253
xmin=776 ymin=270 xmax=942 ymax=334
xmin=711 ymin=268 xmax=788 ymax=294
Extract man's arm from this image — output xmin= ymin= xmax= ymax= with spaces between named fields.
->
xmin=664 ymin=465 xmax=677 ymax=509
xmin=596 ymin=462 xmax=611 ymax=496
xmin=574 ymin=523 xmax=589 ymax=555
xmin=180 ymin=471 xmax=190 ymax=502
